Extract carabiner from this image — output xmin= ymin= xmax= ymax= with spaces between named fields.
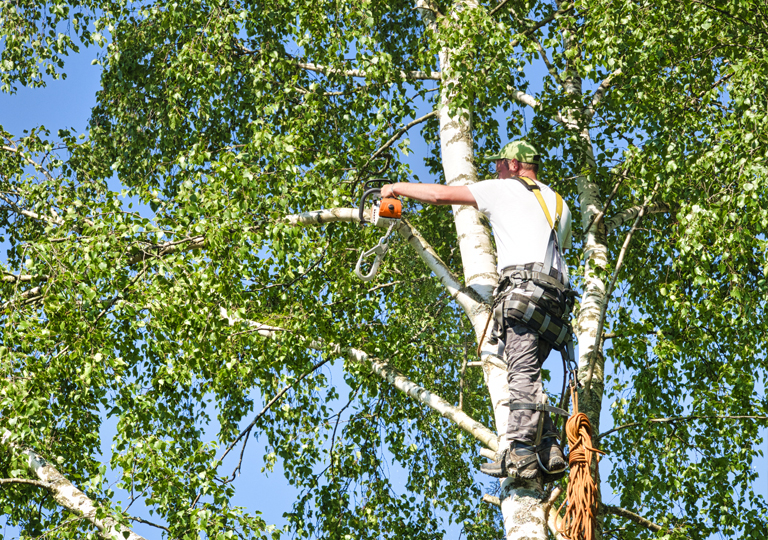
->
xmin=354 ymin=222 xmax=396 ymax=282
xmin=354 ymin=239 xmax=390 ymax=282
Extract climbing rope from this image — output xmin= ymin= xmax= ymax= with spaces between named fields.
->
xmin=558 ymin=385 xmax=606 ymax=540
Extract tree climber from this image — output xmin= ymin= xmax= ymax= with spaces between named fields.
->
xmin=381 ymin=141 xmax=573 ymax=481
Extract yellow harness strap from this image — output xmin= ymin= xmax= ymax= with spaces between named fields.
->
xmin=517 ymin=176 xmax=562 ymax=230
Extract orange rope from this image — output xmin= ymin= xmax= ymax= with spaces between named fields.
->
xmin=558 ymin=387 xmax=606 ymax=540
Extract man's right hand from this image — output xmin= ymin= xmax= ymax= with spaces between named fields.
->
xmin=381 ymin=184 xmax=398 ymax=199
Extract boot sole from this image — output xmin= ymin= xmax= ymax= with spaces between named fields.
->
xmin=478 ymin=465 xmax=541 ymax=479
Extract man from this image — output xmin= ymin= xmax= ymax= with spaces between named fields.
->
xmin=381 ymin=140 xmax=572 ymax=481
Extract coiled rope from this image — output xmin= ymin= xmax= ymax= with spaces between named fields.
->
xmin=558 ymin=386 xmax=606 ymax=540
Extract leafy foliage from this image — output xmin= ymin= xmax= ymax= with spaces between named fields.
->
xmin=1 ymin=0 xmax=767 ymax=539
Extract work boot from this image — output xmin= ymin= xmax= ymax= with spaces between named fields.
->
xmin=538 ymin=437 xmax=567 ymax=483
xmin=479 ymin=448 xmax=510 ymax=478
xmin=480 ymin=442 xmax=540 ymax=479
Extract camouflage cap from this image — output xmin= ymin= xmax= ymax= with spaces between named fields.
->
xmin=483 ymin=140 xmax=541 ymax=164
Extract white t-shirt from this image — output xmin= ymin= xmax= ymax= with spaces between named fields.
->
xmin=467 ymin=178 xmax=572 ymax=277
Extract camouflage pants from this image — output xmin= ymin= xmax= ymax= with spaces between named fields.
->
xmin=504 ymin=323 xmax=558 ymax=444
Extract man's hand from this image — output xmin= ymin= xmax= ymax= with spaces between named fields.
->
xmin=380 ymin=182 xmax=477 ymax=207
xmin=381 ymin=183 xmax=398 ymax=199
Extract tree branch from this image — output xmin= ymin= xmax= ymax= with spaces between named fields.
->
xmin=587 ymin=68 xmax=622 ymax=119
xmin=585 ymin=194 xmax=651 ymax=392
xmin=2 ymin=285 xmax=45 ymax=310
xmin=506 ymin=85 xmax=540 ymax=110
xmin=370 ymin=110 xmax=438 ymax=161
xmin=488 ymin=0 xmax=513 ymax=17
xmin=602 ymin=504 xmax=663 ymax=532
xmin=508 ymin=4 xmax=575 ymax=48
xmin=216 ymin=311 xmax=499 ymax=452
xmin=545 ymin=486 xmax=566 ymax=540
xmin=0 ymin=192 xmax=64 ymax=226
xmin=0 ymin=478 xmax=52 ymax=488
xmin=1 ymin=144 xmax=59 ymax=184
xmin=128 ymin=516 xmax=170 ymax=533
xmin=605 ymin=203 xmax=671 ymax=231
xmin=531 ymin=35 xmax=564 ymax=86
xmin=582 ymin=167 xmax=628 ymax=236
xmin=492 ymin=0 xmax=574 ymax=35
xmin=690 ymin=0 xmax=756 ymax=29
xmin=596 ymin=415 xmax=768 ymax=442
xmin=343 ymin=344 xmax=498 ymax=450
xmin=220 ymin=307 xmax=287 ymax=337
xmin=125 ymin=235 xmax=207 ymax=265
xmin=504 ymin=84 xmax=568 ymax=125
xmin=1 ymin=432 xmax=147 ymax=540
xmin=297 ymin=62 xmax=440 ymax=81
xmin=284 ymin=208 xmax=485 ymax=317
xmin=2 ymin=272 xmax=38 ymax=283
xmin=224 ymin=357 xmax=331 ymax=479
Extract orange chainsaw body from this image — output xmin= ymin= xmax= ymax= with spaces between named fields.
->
xmin=378 ymin=198 xmax=402 ymax=219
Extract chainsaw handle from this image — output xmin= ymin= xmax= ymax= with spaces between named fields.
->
xmin=358 ymin=187 xmax=382 ymax=224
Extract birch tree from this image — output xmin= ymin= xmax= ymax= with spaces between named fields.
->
xmin=2 ymin=0 xmax=768 ymax=539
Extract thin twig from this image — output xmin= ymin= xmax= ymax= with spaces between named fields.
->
xmin=602 ymin=504 xmax=664 ymax=532
xmin=0 ymin=478 xmax=52 ymax=488
xmin=128 ymin=517 xmax=171 ymax=533
xmin=224 ymin=356 xmax=331 ymax=480
xmin=250 ymin=248 xmax=326 ymax=292
xmin=296 ymin=61 xmax=440 ymax=81
xmin=587 ymin=68 xmax=622 ymax=118
xmin=93 ymin=267 xmax=148 ymax=325
xmin=1 ymin=145 xmax=59 ymax=183
xmin=531 ymin=35 xmax=564 ymax=86
xmin=596 ymin=415 xmax=768 ymax=442
xmin=329 ymin=386 xmax=361 ymax=479
xmin=690 ymin=0 xmax=755 ymax=28
xmin=370 ymin=111 xmax=438 ymax=162
xmin=366 ymin=280 xmax=407 ymax=293
xmin=458 ymin=338 xmax=468 ymax=410
xmin=191 ymin=355 xmax=334 ymax=507
xmin=488 ymin=0 xmax=512 ymax=17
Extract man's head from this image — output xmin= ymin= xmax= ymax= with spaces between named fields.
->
xmin=484 ymin=140 xmax=541 ymax=179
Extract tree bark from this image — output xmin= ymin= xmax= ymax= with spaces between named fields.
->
xmin=559 ymin=8 xmax=608 ymax=538
xmin=2 ymin=433 xmax=147 ymax=540
xmin=430 ymin=1 xmax=551 ymax=538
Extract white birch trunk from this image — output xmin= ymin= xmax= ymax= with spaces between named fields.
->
xmin=561 ymin=17 xmax=609 ymax=536
xmin=432 ymin=2 xmax=549 ymax=538
xmin=2 ymin=433 xmax=147 ymax=540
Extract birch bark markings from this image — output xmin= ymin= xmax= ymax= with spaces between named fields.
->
xmin=429 ymin=9 xmax=512 ymax=456
xmin=437 ymin=60 xmax=498 ymax=308
xmin=2 ymin=433 xmax=147 ymax=540
xmin=559 ymin=12 xmax=609 ymax=539
xmin=431 ymin=3 xmax=550 ymax=540
xmin=556 ymin=3 xmax=608 ymax=429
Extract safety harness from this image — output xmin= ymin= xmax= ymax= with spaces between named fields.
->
xmin=488 ymin=176 xmax=579 ymax=475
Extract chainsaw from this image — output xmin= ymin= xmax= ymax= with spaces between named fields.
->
xmin=354 ymin=179 xmax=402 ymax=282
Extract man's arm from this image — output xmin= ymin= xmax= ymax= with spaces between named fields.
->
xmin=380 ymin=183 xmax=477 ymax=207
